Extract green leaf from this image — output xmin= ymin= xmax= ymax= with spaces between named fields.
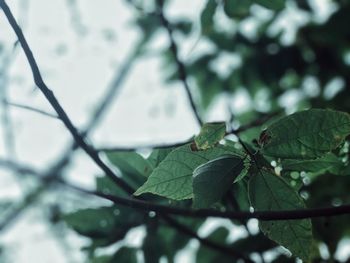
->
xmin=282 ymin=153 xmax=342 ymax=173
xmin=134 ymin=144 xmax=244 ymax=200
xmin=106 ymin=151 xmax=153 ymax=177
xmin=195 ymin=122 xmax=226 ymax=150
xmin=255 ymin=0 xmax=285 ymax=11
xmin=260 ymin=109 xmax=350 ymax=159
xmin=192 ymin=155 xmax=246 ymax=208
xmin=248 ymin=170 xmax=313 ymax=261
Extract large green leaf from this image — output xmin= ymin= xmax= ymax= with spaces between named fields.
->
xmin=192 ymin=155 xmax=246 ymax=208
xmin=134 ymin=144 xmax=244 ymax=200
xmin=248 ymin=170 xmax=313 ymax=261
xmin=260 ymin=109 xmax=350 ymax=159
xmin=282 ymin=153 xmax=342 ymax=173
xmin=194 ymin=122 xmax=226 ymax=150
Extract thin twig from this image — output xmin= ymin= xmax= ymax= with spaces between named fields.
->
xmin=98 ymin=138 xmax=191 ymax=152
xmin=5 ymin=101 xmax=59 ymax=119
xmin=157 ymin=1 xmax=203 ymax=127
xmin=98 ymin=111 xmax=281 ymax=152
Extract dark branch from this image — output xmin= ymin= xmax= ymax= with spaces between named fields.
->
xmin=62 ymin=180 xmax=350 ymax=221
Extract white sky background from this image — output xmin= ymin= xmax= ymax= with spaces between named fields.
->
xmin=0 ymin=0 xmax=350 ymax=262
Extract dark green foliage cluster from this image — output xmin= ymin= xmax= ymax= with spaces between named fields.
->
xmin=62 ymin=0 xmax=350 ymax=262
